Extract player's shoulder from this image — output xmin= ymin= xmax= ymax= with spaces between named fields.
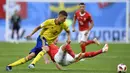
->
xmin=62 ymin=21 xmax=68 ymax=27
xmin=43 ymin=19 xmax=55 ymax=25
xmin=45 ymin=18 xmax=55 ymax=22
xmin=85 ymin=11 xmax=91 ymax=16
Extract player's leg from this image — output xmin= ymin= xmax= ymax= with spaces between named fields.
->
xmin=29 ymin=37 xmax=49 ymax=68
xmin=6 ymin=45 xmax=43 ymax=71
xmin=79 ymin=30 xmax=100 ymax=53
xmin=28 ymin=50 xmax=47 ymax=69
xmin=27 ymin=47 xmax=43 ymax=69
xmin=30 ymin=47 xmax=48 ymax=65
xmin=54 ymin=44 xmax=75 ymax=66
xmin=11 ymin=29 xmax=14 ymax=39
xmin=8 ymin=53 xmax=35 ymax=66
xmin=63 ymin=43 xmax=75 ymax=58
xmin=77 ymin=44 xmax=108 ymax=61
xmin=56 ymin=43 xmax=75 ymax=58
xmin=79 ymin=30 xmax=92 ymax=53
xmin=19 ymin=28 xmax=26 ymax=39
xmin=78 ymin=31 xmax=85 ymax=52
xmin=54 ymin=44 xmax=68 ymax=64
xmin=6 ymin=36 xmax=42 ymax=71
xmin=16 ymin=26 xmax=20 ymax=40
xmin=83 ymin=43 xmax=108 ymax=58
xmin=6 ymin=53 xmax=36 ymax=71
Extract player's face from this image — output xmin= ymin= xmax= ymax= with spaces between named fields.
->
xmin=58 ymin=15 xmax=67 ymax=23
xmin=79 ymin=5 xmax=85 ymax=12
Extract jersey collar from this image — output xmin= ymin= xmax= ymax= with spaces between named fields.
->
xmin=79 ymin=12 xmax=86 ymax=16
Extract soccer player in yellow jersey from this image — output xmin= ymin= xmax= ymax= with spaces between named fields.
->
xmin=6 ymin=10 xmax=71 ymax=71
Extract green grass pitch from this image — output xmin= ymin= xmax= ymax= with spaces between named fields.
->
xmin=0 ymin=42 xmax=129 ymax=73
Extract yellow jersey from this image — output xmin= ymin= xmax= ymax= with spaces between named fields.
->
xmin=40 ymin=19 xmax=69 ymax=45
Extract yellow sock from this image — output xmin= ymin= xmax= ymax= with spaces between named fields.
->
xmin=31 ymin=50 xmax=46 ymax=64
xmin=8 ymin=57 xmax=28 ymax=67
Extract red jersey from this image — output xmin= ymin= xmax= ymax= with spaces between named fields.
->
xmin=74 ymin=10 xmax=92 ymax=31
xmin=48 ymin=44 xmax=59 ymax=62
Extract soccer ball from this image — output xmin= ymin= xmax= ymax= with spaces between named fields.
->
xmin=117 ymin=64 xmax=127 ymax=73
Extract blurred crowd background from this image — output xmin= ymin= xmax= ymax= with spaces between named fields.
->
xmin=0 ymin=0 xmax=129 ymax=43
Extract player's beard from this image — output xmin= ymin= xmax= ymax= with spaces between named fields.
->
xmin=56 ymin=18 xmax=63 ymax=24
xmin=58 ymin=21 xmax=62 ymax=24
xmin=58 ymin=21 xmax=63 ymax=24
xmin=80 ymin=10 xmax=85 ymax=14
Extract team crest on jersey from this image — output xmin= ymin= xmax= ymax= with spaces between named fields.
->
xmin=84 ymin=18 xmax=86 ymax=21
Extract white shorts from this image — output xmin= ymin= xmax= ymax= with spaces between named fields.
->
xmin=78 ymin=30 xmax=90 ymax=43
xmin=54 ymin=45 xmax=75 ymax=66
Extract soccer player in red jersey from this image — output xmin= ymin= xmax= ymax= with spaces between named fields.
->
xmin=29 ymin=42 xmax=108 ymax=70
xmin=72 ymin=3 xmax=100 ymax=53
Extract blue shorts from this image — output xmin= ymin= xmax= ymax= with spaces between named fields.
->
xmin=29 ymin=36 xmax=48 ymax=55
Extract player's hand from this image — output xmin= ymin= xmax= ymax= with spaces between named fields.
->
xmin=84 ymin=30 xmax=89 ymax=36
xmin=25 ymin=34 xmax=32 ymax=39
xmin=45 ymin=59 xmax=50 ymax=64
xmin=72 ymin=28 xmax=76 ymax=32
xmin=55 ymin=62 xmax=63 ymax=70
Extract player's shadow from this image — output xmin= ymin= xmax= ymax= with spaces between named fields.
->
xmin=65 ymin=69 xmax=113 ymax=73
xmin=21 ymin=68 xmax=114 ymax=73
xmin=66 ymin=69 xmax=114 ymax=72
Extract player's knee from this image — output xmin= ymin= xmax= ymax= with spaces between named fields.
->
xmin=81 ymin=53 xmax=85 ymax=58
xmin=65 ymin=44 xmax=71 ymax=49
xmin=27 ymin=57 xmax=31 ymax=60
xmin=80 ymin=41 xmax=84 ymax=44
xmin=27 ymin=54 xmax=35 ymax=60
xmin=80 ymin=42 xmax=85 ymax=46
xmin=61 ymin=44 xmax=70 ymax=51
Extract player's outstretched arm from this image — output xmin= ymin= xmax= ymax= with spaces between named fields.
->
xmin=72 ymin=14 xmax=77 ymax=32
xmin=43 ymin=54 xmax=50 ymax=64
xmin=26 ymin=26 xmax=41 ymax=38
xmin=54 ymin=62 xmax=63 ymax=70
xmin=66 ymin=30 xmax=71 ymax=44
xmin=88 ymin=17 xmax=94 ymax=31
xmin=85 ymin=17 xmax=94 ymax=36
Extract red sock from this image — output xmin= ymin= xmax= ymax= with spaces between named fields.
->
xmin=65 ymin=44 xmax=75 ymax=58
xmin=84 ymin=49 xmax=102 ymax=58
xmin=80 ymin=43 xmax=86 ymax=53
xmin=84 ymin=40 xmax=95 ymax=46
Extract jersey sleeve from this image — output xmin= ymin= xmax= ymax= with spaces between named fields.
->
xmin=40 ymin=19 xmax=50 ymax=28
xmin=88 ymin=13 xmax=93 ymax=23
